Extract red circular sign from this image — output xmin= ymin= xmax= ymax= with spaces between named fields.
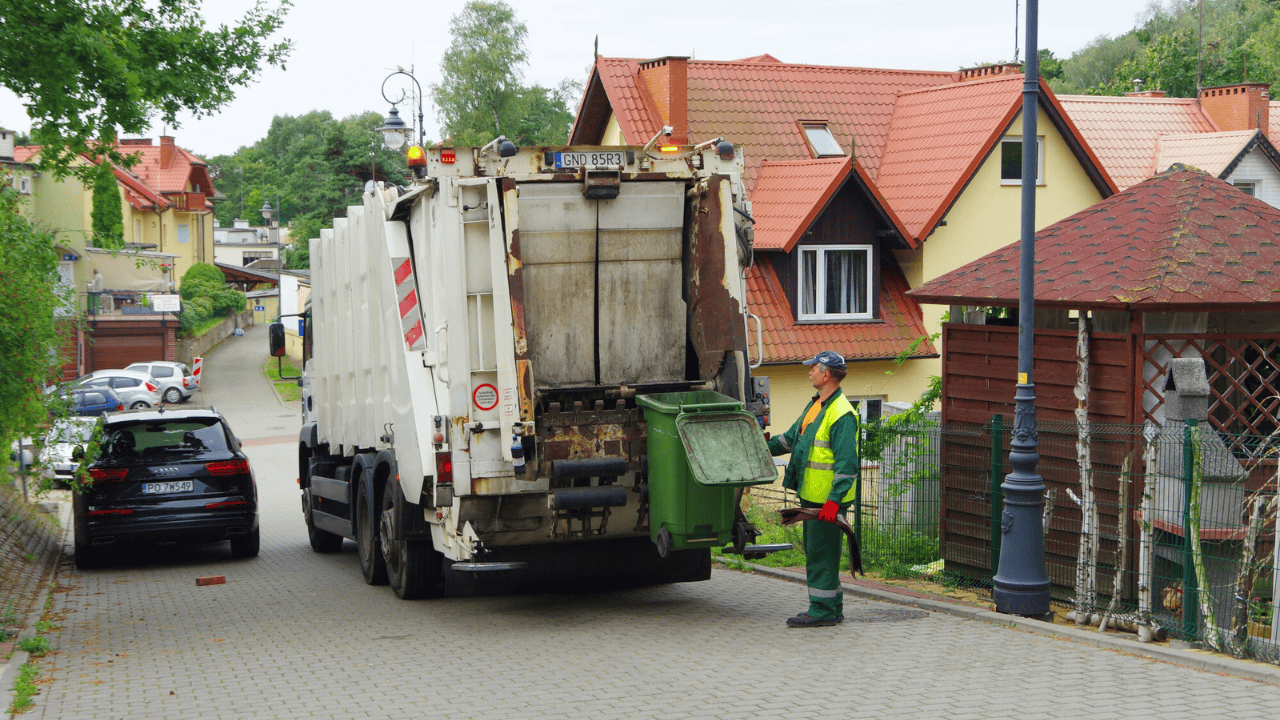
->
xmin=473 ymin=384 xmax=499 ymax=411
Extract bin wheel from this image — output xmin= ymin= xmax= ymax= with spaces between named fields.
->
xmin=655 ymin=528 xmax=672 ymax=558
xmin=732 ymin=522 xmax=750 ymax=554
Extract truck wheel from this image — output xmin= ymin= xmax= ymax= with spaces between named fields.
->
xmin=356 ymin=472 xmax=388 ymax=585
xmin=380 ymin=481 xmax=442 ymax=599
xmin=304 ymin=487 xmax=343 ymax=553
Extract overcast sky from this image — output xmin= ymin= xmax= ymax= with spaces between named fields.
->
xmin=0 ymin=0 xmax=1159 ymax=158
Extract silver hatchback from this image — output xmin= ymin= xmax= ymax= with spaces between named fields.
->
xmin=70 ymin=369 xmax=162 ymax=409
xmin=126 ymin=361 xmax=196 ymax=404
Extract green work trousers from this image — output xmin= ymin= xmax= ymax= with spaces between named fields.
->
xmin=801 ymin=499 xmax=848 ymax=619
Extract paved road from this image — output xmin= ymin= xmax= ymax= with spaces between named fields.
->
xmin=27 ymin=325 xmax=1280 ymax=719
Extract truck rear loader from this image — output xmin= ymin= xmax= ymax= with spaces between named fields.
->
xmin=276 ymin=137 xmax=784 ymax=598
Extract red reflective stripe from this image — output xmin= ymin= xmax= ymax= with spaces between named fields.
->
xmin=87 ymin=508 xmax=132 ymax=517
xmin=398 ymin=289 xmax=418 ymax=319
xmin=404 ymin=321 xmax=424 ymax=347
xmin=205 ymin=500 xmax=249 ymax=510
xmin=394 ymin=259 xmax=413 ymax=285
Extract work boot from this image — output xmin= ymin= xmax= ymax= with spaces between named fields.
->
xmin=786 ymin=612 xmax=839 ymax=628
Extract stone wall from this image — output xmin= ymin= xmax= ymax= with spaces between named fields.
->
xmin=176 ymin=310 xmax=254 ymax=366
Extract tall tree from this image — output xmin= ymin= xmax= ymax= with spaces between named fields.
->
xmin=0 ymin=0 xmax=292 ymax=179
xmin=90 ymin=162 xmax=125 ymax=249
xmin=432 ymin=1 xmax=574 ymax=146
xmin=0 ymin=0 xmax=290 ymax=461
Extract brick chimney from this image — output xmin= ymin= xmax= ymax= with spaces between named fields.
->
xmin=959 ymin=63 xmax=1023 ymax=82
xmin=638 ymin=56 xmax=689 ymax=144
xmin=1199 ymin=83 xmax=1271 ymax=132
xmin=1127 ymin=90 xmax=1166 ymax=98
xmin=159 ymin=135 xmax=175 ymax=169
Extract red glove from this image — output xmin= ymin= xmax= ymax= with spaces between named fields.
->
xmin=818 ymin=500 xmax=839 ymax=523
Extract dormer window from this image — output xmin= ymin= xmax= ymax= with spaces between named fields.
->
xmin=798 ymin=245 xmax=873 ymax=321
xmin=801 ymin=123 xmax=845 ymax=158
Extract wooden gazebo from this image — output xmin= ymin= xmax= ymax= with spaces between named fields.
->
xmin=908 ymin=165 xmax=1280 ymax=587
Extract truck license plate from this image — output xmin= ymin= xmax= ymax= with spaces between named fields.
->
xmin=142 ymin=480 xmax=194 ymax=495
xmin=556 ymin=151 xmax=625 ymax=169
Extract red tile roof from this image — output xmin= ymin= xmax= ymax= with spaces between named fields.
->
xmin=751 ymin=157 xmax=851 ymax=250
xmin=875 ymin=75 xmax=1024 ymax=239
xmin=908 ymin=166 xmax=1280 ymax=310
xmin=1152 ymin=130 xmax=1257 ymax=177
xmin=116 ymin=139 xmax=215 ymax=209
xmin=111 ymin=166 xmax=169 ymax=211
xmin=585 ymin=57 xmax=962 ymax=189
xmin=747 ymin=256 xmax=936 ymax=363
xmin=1057 ymin=95 xmax=1219 ymax=188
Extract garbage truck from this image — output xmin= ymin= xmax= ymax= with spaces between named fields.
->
xmin=273 ymin=135 xmax=788 ymax=599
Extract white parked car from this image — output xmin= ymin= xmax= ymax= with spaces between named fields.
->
xmin=126 ymin=361 xmax=197 ymax=404
xmin=8 ymin=416 xmax=97 ymax=488
xmin=69 ymin=369 xmax=162 ymax=409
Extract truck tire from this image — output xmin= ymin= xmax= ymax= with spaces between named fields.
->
xmin=356 ymin=471 xmax=388 ymax=585
xmin=380 ymin=481 xmax=442 ymax=599
xmin=303 ymin=487 xmax=343 ymax=553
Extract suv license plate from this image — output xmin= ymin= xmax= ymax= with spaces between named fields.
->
xmin=142 ymin=480 xmax=194 ymax=495
xmin=556 ymin=151 xmax=625 ymax=169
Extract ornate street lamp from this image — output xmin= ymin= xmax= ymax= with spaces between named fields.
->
xmin=378 ymin=68 xmax=425 ymax=150
xmin=992 ymin=0 xmax=1051 ymax=618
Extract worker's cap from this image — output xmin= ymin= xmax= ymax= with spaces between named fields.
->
xmin=802 ymin=351 xmax=846 ymax=369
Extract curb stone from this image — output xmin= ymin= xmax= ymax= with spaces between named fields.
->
xmin=2 ymin=500 xmax=70 ymax=717
xmin=725 ymin=559 xmax=1280 ymax=687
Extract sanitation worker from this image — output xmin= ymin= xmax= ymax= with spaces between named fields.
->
xmin=767 ymin=350 xmax=859 ymax=628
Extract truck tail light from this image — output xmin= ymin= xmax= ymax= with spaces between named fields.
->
xmin=88 ymin=468 xmax=129 ymax=483
xmin=440 ymin=150 xmax=456 ymax=165
xmin=435 ymin=451 xmax=452 ymax=484
xmin=206 ymin=459 xmax=250 ymax=476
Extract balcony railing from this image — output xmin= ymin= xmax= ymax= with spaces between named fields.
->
xmin=84 ymin=291 xmax=176 ymax=317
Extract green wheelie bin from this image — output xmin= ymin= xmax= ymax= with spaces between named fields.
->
xmin=637 ymin=391 xmax=777 ymax=556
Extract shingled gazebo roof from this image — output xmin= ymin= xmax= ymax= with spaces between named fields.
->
xmin=909 ymin=165 xmax=1280 ymax=312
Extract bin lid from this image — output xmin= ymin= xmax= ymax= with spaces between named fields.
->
xmin=675 ymin=411 xmax=777 ymax=487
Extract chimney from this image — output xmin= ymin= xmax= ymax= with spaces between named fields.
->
xmin=0 ymin=128 xmax=13 ymax=162
xmin=1126 ymin=90 xmax=1167 ymax=98
xmin=959 ymin=63 xmax=1023 ymax=82
xmin=638 ymin=56 xmax=689 ymax=144
xmin=1199 ymin=83 xmax=1271 ymax=132
xmin=159 ymin=135 xmax=175 ymax=169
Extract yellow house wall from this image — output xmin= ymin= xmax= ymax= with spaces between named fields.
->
xmin=898 ymin=105 xmax=1106 ymax=380
xmin=758 ymin=357 xmax=936 ymax=434
xmin=601 ymin=114 xmax=624 ymax=145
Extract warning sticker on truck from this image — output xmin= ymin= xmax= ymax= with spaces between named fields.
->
xmin=473 ymin=384 xmax=499 ymax=411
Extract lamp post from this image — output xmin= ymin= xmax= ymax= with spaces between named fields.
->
xmin=377 ymin=67 xmax=425 ymax=150
xmin=260 ymin=196 xmax=281 ymax=322
xmin=992 ymin=0 xmax=1051 ymax=618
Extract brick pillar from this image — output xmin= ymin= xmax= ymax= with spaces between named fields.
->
xmin=1199 ymin=83 xmax=1271 ymax=132
xmin=638 ymin=57 xmax=689 ymax=144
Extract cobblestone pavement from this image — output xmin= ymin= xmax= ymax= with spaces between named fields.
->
xmin=25 ymin=325 xmax=1280 ymax=719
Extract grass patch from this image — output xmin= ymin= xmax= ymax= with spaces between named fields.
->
xmin=16 ymin=637 xmax=52 ymax=657
xmin=9 ymin=662 xmax=38 ymax=714
xmin=263 ymin=356 xmax=302 ymax=402
xmin=179 ymin=314 xmax=226 ymax=340
xmin=713 ymin=494 xmax=942 ymax=576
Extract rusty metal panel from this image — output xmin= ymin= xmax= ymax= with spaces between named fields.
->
xmin=597 ymin=181 xmax=686 ymax=384
xmin=515 ymin=182 xmax=598 ymax=387
xmin=687 ymin=176 xmax=746 ymax=380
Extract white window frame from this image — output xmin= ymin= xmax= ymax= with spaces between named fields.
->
xmin=1233 ymin=180 xmax=1259 ymax=197
xmin=17 ymin=175 xmax=31 ymax=194
xmin=797 ymin=244 xmax=874 ymax=322
xmin=849 ymin=396 xmax=884 ymax=424
xmin=999 ymin=135 xmax=1044 ymax=186
xmin=800 ymin=123 xmax=845 ymax=158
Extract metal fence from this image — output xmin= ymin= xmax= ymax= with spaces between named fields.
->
xmin=747 ymin=417 xmax=1280 ymax=663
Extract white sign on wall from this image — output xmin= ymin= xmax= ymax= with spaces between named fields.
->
xmin=151 ymin=294 xmax=182 ymax=312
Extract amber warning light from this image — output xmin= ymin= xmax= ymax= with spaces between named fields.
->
xmin=407 ymin=146 xmax=426 ymax=167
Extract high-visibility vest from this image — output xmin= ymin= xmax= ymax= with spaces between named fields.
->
xmin=799 ymin=393 xmax=858 ymax=504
